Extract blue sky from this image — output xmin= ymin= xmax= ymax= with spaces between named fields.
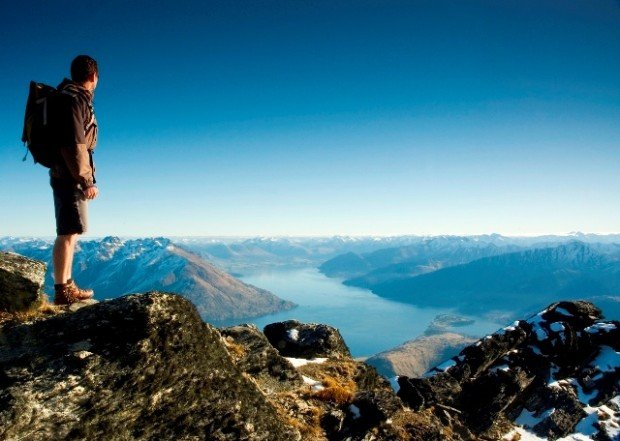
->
xmin=1 ymin=0 xmax=619 ymax=237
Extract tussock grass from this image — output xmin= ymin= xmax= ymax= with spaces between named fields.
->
xmin=222 ymin=339 xmax=246 ymax=359
xmin=0 ymin=295 xmax=60 ymax=325
xmin=310 ymin=376 xmax=355 ymax=405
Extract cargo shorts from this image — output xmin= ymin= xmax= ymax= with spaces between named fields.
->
xmin=50 ymin=178 xmax=88 ymax=235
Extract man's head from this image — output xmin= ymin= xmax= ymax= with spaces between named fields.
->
xmin=71 ymin=55 xmax=98 ymax=91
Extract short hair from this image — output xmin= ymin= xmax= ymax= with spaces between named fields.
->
xmin=71 ymin=55 xmax=98 ymax=83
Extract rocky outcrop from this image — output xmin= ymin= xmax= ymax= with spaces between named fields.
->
xmin=0 ymin=292 xmax=298 ymax=441
xmin=233 ymin=320 xmax=452 ymax=441
xmin=263 ymin=320 xmax=352 ymax=359
xmin=220 ymin=323 xmax=304 ymax=393
xmin=398 ymin=301 xmax=620 ymax=440
xmin=0 ymin=251 xmax=46 ymax=312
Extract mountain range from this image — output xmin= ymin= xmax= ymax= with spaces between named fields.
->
xmin=366 ymin=241 xmax=620 ymax=319
xmin=176 ymin=235 xmax=429 ymax=273
xmin=0 ymin=236 xmax=295 ymax=321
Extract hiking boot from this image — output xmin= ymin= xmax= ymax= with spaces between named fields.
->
xmin=54 ymin=284 xmax=79 ymax=305
xmin=67 ymin=279 xmax=94 ymax=300
xmin=54 ymin=280 xmax=94 ymax=305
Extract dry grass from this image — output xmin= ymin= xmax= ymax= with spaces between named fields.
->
xmin=270 ymin=390 xmax=326 ymax=440
xmin=310 ymin=376 xmax=355 ymax=405
xmin=297 ymin=359 xmax=358 ymax=405
xmin=0 ymin=296 xmax=61 ymax=325
xmin=222 ymin=338 xmax=246 ymax=359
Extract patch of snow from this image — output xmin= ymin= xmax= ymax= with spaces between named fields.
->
xmin=302 ymin=375 xmax=324 ymax=391
xmin=585 ymin=323 xmax=617 ymax=334
xmin=550 ymin=322 xmax=565 ymax=332
xmin=571 ymin=408 xmax=601 ymax=437
xmin=288 ymin=329 xmax=299 ymax=341
xmin=349 ymin=404 xmax=361 ymax=419
xmin=527 ymin=345 xmax=543 ymax=356
xmin=425 ymin=358 xmax=456 ymax=376
xmin=527 ymin=311 xmax=547 ymax=326
xmin=515 ymin=407 xmax=553 ymax=427
xmin=285 ymin=357 xmax=327 ymax=368
xmin=533 ymin=326 xmax=548 ymax=341
xmin=489 ymin=364 xmax=511 ymax=374
xmin=555 ymin=307 xmax=573 ymax=317
xmin=499 ymin=321 xmax=520 ymax=334
xmin=389 ymin=376 xmax=400 ymax=393
xmin=590 ymin=345 xmax=620 ymax=373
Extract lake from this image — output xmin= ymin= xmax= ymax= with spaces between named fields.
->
xmin=214 ymin=267 xmax=505 ymax=358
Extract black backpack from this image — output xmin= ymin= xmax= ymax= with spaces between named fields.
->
xmin=21 ymin=81 xmax=62 ymax=168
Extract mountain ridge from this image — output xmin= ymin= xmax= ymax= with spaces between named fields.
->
xmin=365 ymin=241 xmax=620 ymax=319
xmin=0 ymin=236 xmax=295 ymax=321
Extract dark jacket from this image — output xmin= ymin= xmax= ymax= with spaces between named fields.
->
xmin=49 ymin=78 xmax=98 ymax=189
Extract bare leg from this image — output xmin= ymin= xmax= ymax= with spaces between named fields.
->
xmin=53 ymin=234 xmax=79 ymax=285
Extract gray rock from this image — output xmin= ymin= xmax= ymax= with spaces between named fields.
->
xmin=0 ymin=292 xmax=299 ymax=441
xmin=220 ymin=323 xmax=303 ymax=393
xmin=352 ymin=389 xmax=404 ymax=427
xmin=263 ymin=320 xmax=351 ymax=359
xmin=0 ymin=251 xmax=46 ymax=312
xmin=67 ymin=298 xmax=99 ymax=312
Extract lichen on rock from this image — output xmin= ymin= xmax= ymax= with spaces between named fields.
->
xmin=0 ymin=251 xmax=46 ymax=313
xmin=0 ymin=292 xmax=299 ymax=441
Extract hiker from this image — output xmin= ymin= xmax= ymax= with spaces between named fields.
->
xmin=49 ymin=55 xmax=100 ymax=305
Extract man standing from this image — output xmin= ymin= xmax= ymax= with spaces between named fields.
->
xmin=50 ymin=55 xmax=99 ymax=305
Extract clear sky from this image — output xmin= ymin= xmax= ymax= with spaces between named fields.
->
xmin=1 ymin=0 xmax=619 ymax=237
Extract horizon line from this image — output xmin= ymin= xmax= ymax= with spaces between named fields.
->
xmin=3 ymin=231 xmax=620 ymax=240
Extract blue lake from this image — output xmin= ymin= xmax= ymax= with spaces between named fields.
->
xmin=214 ymin=267 xmax=505 ymax=358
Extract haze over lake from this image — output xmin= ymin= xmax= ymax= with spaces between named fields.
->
xmin=214 ymin=267 xmax=505 ymax=357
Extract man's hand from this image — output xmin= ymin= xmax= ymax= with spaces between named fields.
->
xmin=83 ymin=186 xmax=99 ymax=200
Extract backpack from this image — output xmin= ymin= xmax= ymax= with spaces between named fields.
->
xmin=21 ymin=81 xmax=62 ymax=168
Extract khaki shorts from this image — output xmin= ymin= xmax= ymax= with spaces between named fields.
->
xmin=51 ymin=178 xmax=88 ymax=235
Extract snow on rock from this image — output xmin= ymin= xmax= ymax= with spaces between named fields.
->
xmin=302 ymin=375 xmax=324 ymax=391
xmin=284 ymin=357 xmax=328 ymax=368
xmin=287 ymin=329 xmax=299 ymax=342
xmin=550 ymin=322 xmax=566 ymax=332
xmin=424 ymin=358 xmax=457 ymax=376
xmin=515 ymin=408 xmax=554 ymax=428
xmin=349 ymin=404 xmax=361 ymax=419
xmin=585 ymin=322 xmax=617 ymax=334
xmin=389 ymin=376 xmax=400 ymax=393
xmin=590 ymin=345 xmax=620 ymax=372
xmin=555 ymin=307 xmax=574 ymax=317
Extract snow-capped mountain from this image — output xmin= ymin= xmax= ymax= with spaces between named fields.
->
xmin=0 ymin=236 xmax=295 ymax=321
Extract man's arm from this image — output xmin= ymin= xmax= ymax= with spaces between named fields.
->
xmin=59 ymin=97 xmax=96 ymax=190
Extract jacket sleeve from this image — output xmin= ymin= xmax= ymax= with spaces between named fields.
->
xmin=59 ymin=97 xmax=95 ymax=188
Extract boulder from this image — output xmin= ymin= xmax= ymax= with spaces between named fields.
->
xmin=263 ymin=320 xmax=351 ymax=359
xmin=351 ymin=389 xmax=404 ymax=428
xmin=220 ymin=323 xmax=304 ymax=393
xmin=0 ymin=292 xmax=298 ymax=441
xmin=0 ymin=251 xmax=46 ymax=312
